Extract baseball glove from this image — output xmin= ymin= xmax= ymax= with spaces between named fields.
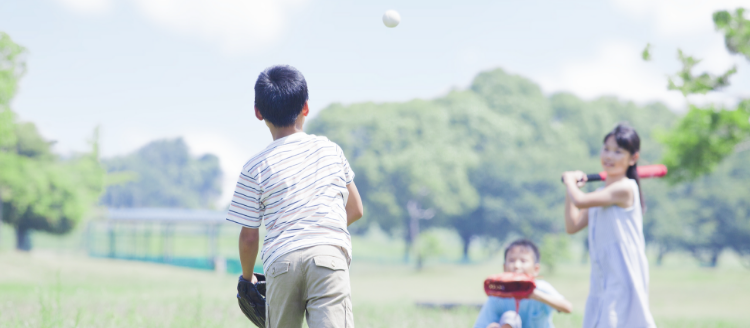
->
xmin=484 ymin=272 xmax=536 ymax=299
xmin=237 ymin=273 xmax=267 ymax=328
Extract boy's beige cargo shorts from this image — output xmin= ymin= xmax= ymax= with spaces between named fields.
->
xmin=265 ymin=245 xmax=354 ymax=328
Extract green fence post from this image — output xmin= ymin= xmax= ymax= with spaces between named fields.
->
xmin=108 ymin=221 xmax=116 ymax=258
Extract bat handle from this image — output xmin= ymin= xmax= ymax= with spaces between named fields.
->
xmin=586 ymin=173 xmax=603 ymax=181
xmin=560 ymin=173 xmax=604 ymax=183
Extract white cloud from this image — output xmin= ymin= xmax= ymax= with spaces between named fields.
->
xmin=53 ymin=0 xmax=308 ymax=54
xmin=130 ymin=0 xmax=308 ymax=54
xmin=611 ymin=0 xmax=748 ymax=36
xmin=606 ymin=0 xmax=749 ymax=109
xmin=537 ymin=41 xmax=686 ymax=108
xmin=54 ymin=0 xmax=112 ymax=15
xmin=695 ymin=36 xmax=741 ymax=74
xmin=537 ymin=40 xmax=745 ymax=111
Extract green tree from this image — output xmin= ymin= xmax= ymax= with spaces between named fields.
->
xmin=658 ymin=8 xmax=750 ymax=182
xmin=645 ymin=150 xmax=750 ymax=267
xmin=0 ymin=31 xmax=24 ymax=146
xmin=307 ymin=98 xmax=480 ymax=260
xmin=0 ymin=32 xmax=105 ymax=250
xmin=100 ymin=138 xmax=222 ymax=209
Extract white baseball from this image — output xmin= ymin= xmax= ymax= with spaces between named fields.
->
xmin=382 ymin=10 xmax=401 ymax=28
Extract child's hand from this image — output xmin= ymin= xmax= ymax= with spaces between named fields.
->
xmin=243 ymin=273 xmax=258 ymax=284
xmin=562 ymin=171 xmax=587 ymax=188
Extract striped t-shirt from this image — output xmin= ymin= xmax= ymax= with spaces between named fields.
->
xmin=226 ymin=132 xmax=355 ymax=273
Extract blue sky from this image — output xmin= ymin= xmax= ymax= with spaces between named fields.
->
xmin=1 ymin=0 xmax=749 ymax=206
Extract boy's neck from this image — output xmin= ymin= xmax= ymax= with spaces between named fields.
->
xmin=268 ymin=121 xmax=305 ymax=141
xmin=258 ymin=102 xmax=309 ymax=141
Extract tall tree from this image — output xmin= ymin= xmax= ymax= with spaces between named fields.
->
xmin=0 ymin=32 xmax=104 ymax=250
xmin=307 ymin=98 xmax=481 ymax=260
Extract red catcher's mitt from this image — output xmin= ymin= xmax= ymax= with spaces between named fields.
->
xmin=484 ymin=272 xmax=536 ymax=299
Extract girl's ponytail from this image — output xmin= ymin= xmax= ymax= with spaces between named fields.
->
xmin=626 ymin=162 xmax=645 ymax=211
xmin=604 ymin=123 xmax=645 ymax=211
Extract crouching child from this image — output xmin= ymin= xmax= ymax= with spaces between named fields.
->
xmin=474 ymin=239 xmax=572 ymax=328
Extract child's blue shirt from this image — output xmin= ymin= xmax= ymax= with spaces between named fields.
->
xmin=473 ymin=280 xmax=563 ymax=328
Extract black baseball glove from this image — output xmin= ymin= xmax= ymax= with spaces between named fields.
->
xmin=237 ymin=273 xmax=267 ymax=328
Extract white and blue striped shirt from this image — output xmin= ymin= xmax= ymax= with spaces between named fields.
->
xmin=227 ymin=132 xmax=355 ymax=272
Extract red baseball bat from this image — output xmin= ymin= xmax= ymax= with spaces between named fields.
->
xmin=560 ymin=164 xmax=668 ymax=183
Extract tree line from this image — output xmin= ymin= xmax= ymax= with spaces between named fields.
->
xmin=1 ymin=7 xmax=748 ymax=265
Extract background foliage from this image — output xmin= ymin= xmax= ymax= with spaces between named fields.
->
xmin=659 ymin=8 xmax=750 ymax=183
xmin=100 ymin=138 xmax=222 ymax=209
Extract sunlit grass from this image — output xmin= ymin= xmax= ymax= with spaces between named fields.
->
xmin=2 ymin=249 xmax=750 ymax=328
xmin=2 ymin=222 xmax=750 ymax=327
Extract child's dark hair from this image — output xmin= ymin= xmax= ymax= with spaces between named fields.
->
xmin=254 ymin=65 xmax=309 ymax=127
xmin=603 ymin=123 xmax=645 ymax=210
xmin=504 ymin=239 xmax=540 ymax=264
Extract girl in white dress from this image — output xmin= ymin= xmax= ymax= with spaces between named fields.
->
xmin=561 ymin=123 xmax=656 ymax=328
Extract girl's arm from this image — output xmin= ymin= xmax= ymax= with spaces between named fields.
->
xmin=562 ymin=171 xmax=632 ymax=209
xmin=565 ymin=192 xmax=589 ymax=234
xmin=529 ymin=289 xmax=572 ymax=313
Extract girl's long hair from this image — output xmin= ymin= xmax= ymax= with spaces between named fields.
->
xmin=603 ymin=123 xmax=645 ymax=211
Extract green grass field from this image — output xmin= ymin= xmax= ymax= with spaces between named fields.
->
xmin=2 ymin=246 xmax=750 ymax=328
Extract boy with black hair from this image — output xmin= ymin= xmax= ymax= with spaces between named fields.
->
xmin=474 ymin=239 xmax=572 ymax=328
xmin=227 ymin=65 xmax=364 ymax=328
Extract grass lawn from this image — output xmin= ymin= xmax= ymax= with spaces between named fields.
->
xmin=1 ymin=248 xmax=749 ymax=328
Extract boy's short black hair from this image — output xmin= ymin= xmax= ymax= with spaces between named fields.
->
xmin=254 ymin=65 xmax=309 ymax=127
xmin=504 ymin=239 xmax=540 ymax=264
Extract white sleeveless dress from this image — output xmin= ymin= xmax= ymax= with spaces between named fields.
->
xmin=583 ymin=179 xmax=656 ymax=328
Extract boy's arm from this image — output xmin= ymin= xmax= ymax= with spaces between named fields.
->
xmin=239 ymin=227 xmax=260 ymax=283
xmin=529 ymin=289 xmax=572 ymax=313
xmin=345 ymin=182 xmax=364 ymax=226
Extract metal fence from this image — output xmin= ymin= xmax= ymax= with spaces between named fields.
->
xmin=86 ymin=208 xmax=258 ymax=274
